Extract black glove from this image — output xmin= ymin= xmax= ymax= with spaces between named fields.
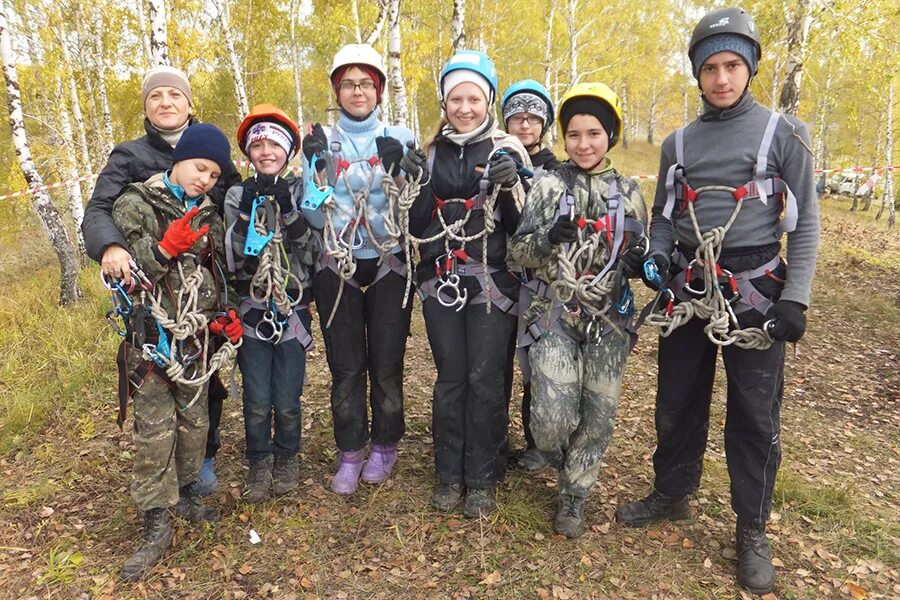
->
xmin=619 ymin=244 xmax=646 ymax=278
xmin=548 ymin=214 xmax=579 ymax=244
xmin=639 ymin=254 xmax=669 ymax=291
xmin=399 ymin=142 xmax=427 ymax=179
xmin=487 ymin=153 xmax=519 ymax=188
xmin=376 ymin=136 xmax=404 ymax=175
xmin=256 ymin=174 xmax=294 ymax=216
xmin=239 ymin=177 xmax=259 ymax=215
xmin=766 ymin=300 xmax=807 ymax=342
xmin=302 ymin=123 xmax=328 ymax=166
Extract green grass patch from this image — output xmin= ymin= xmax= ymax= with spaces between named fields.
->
xmin=838 ymin=244 xmax=900 ymax=270
xmin=0 ymin=265 xmax=117 ymax=454
xmin=774 ymin=470 xmax=853 ymax=520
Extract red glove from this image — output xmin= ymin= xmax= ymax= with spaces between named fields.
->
xmin=159 ymin=206 xmax=209 ymax=258
xmin=210 ymin=310 xmax=243 ymax=344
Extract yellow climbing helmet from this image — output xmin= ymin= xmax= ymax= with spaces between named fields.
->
xmin=558 ymin=82 xmax=623 ymax=148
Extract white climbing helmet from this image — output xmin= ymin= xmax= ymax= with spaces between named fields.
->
xmin=330 ymin=44 xmax=387 ymax=85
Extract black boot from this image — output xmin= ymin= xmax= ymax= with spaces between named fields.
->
xmin=244 ymin=455 xmax=274 ymax=503
xmin=173 ymin=485 xmax=218 ymax=522
xmin=554 ymin=494 xmax=586 ymax=538
xmin=432 ymin=483 xmax=464 ymax=512
xmin=273 ymin=454 xmax=300 ymax=496
xmin=463 ymin=487 xmax=497 ymax=519
xmin=736 ymin=520 xmax=776 ymax=594
xmin=120 ymin=508 xmax=173 ymax=582
xmin=615 ymin=489 xmax=690 ymax=527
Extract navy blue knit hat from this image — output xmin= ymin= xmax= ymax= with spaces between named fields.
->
xmin=172 ymin=123 xmax=232 ymax=173
xmin=691 ymin=33 xmax=758 ymax=79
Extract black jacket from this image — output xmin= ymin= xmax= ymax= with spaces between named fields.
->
xmin=408 ymin=128 xmax=526 ymax=300
xmin=531 ymin=147 xmax=562 ymax=172
xmin=82 ymin=118 xmax=241 ymax=261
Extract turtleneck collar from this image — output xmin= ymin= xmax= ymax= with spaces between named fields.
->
xmin=151 ymin=118 xmax=191 ymax=148
xmin=440 ymin=115 xmax=494 ymax=147
xmin=337 ymin=107 xmax=383 ymax=133
xmin=700 ymin=90 xmax=756 ymax=122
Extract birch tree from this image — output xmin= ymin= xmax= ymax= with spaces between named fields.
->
xmin=777 ymin=0 xmax=814 ymax=116
xmin=55 ymin=22 xmax=91 ymax=185
xmin=365 ymin=0 xmax=388 ymax=45
xmin=136 ymin=0 xmax=151 ymax=65
xmin=91 ymin=4 xmax=114 ymax=157
xmin=289 ymin=0 xmax=304 ymax=131
xmin=876 ymin=82 xmax=894 ymax=227
xmin=53 ymin=77 xmax=86 ymax=261
xmin=386 ymin=0 xmax=408 ymax=127
xmin=1 ymin=0 xmax=81 ymax=304
xmin=214 ymin=0 xmax=249 ymax=116
xmin=148 ymin=0 xmax=169 ymax=67
xmin=451 ymin=0 xmax=465 ymax=51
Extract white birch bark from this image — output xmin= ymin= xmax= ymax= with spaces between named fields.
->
xmin=620 ymin=80 xmax=628 ymax=148
xmin=813 ymin=72 xmax=832 ymax=171
xmin=364 ymin=0 xmax=388 ymax=46
xmin=136 ymin=0 xmax=152 ymax=66
xmin=1 ymin=0 xmax=81 ymax=304
xmin=351 ymin=0 xmax=363 ymax=43
xmin=876 ymin=83 xmax=894 ymax=227
xmin=148 ymin=0 xmax=169 ymax=67
xmin=92 ymin=4 xmax=115 ymax=157
xmin=567 ymin=0 xmax=578 ymax=84
xmin=542 ymin=0 xmax=558 ymax=147
xmin=386 ymin=0 xmax=408 ymax=127
xmin=451 ymin=0 xmax=466 ymax=51
xmin=778 ymin=0 xmax=814 ymax=117
xmin=54 ymin=77 xmax=86 ymax=261
xmin=57 ymin=23 xmax=91 ymax=185
xmin=647 ymin=82 xmax=659 ymax=145
xmin=214 ymin=0 xmax=249 ymax=116
xmin=289 ymin=0 xmax=304 ymax=132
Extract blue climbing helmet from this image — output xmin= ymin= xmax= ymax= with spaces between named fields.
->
xmin=439 ymin=50 xmax=499 ymax=104
xmin=501 ymin=79 xmax=555 ymax=129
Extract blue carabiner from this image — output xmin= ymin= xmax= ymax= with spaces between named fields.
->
xmin=243 ymin=197 xmax=275 ymax=256
xmin=301 ymin=153 xmax=335 ymax=211
xmin=616 ymin=285 xmax=634 ymax=318
xmin=643 ymin=258 xmax=664 ymax=290
xmin=151 ymin=320 xmax=172 ymax=367
xmin=492 ymin=149 xmax=534 ymax=178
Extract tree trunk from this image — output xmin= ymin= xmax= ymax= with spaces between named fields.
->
xmin=647 ymin=82 xmax=658 ymax=145
xmin=778 ymin=0 xmax=813 ymax=116
xmin=351 ymin=0 xmax=363 ymax=43
xmin=876 ymin=83 xmax=894 ymax=227
xmin=136 ymin=0 xmax=152 ymax=66
xmin=567 ymin=0 xmax=578 ymax=84
xmin=365 ymin=0 xmax=388 ymax=46
xmin=451 ymin=0 xmax=466 ymax=51
xmin=92 ymin=5 xmax=115 ymax=157
xmin=683 ymin=85 xmax=689 ymax=126
xmin=1 ymin=0 xmax=81 ymax=304
xmin=386 ymin=0 xmax=408 ymax=127
xmin=56 ymin=23 xmax=92 ymax=191
xmin=620 ymin=80 xmax=628 ymax=149
xmin=54 ymin=76 xmax=87 ymax=262
xmin=813 ymin=72 xmax=832 ymax=171
xmin=148 ymin=0 xmax=169 ymax=67
xmin=289 ymin=0 xmax=304 ymax=132
xmin=542 ymin=0 xmax=558 ymax=147
xmin=215 ymin=0 xmax=249 ymax=117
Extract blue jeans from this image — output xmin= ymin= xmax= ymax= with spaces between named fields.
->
xmin=237 ymin=309 xmax=311 ymax=461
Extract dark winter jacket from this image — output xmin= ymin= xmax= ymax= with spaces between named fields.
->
xmin=530 ymin=147 xmax=562 ymax=172
xmin=408 ymin=124 xmax=531 ymax=301
xmin=83 ymin=117 xmax=241 ymax=261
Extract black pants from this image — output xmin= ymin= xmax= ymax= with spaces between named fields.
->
xmin=423 ymin=297 xmax=516 ymax=489
xmin=205 ymin=372 xmax=227 ymax=459
xmin=314 ymin=264 xmax=413 ymax=452
xmin=652 ymin=316 xmax=785 ymax=524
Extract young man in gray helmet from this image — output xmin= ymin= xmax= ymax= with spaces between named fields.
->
xmin=616 ymin=7 xmax=819 ymax=595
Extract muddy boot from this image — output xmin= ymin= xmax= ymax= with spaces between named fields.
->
xmin=554 ymin=493 xmax=586 ymax=538
xmin=331 ymin=449 xmax=366 ymax=495
xmin=273 ymin=454 xmax=300 ymax=496
xmin=463 ymin=487 xmax=496 ymax=519
xmin=173 ymin=485 xmax=218 ymax=522
xmin=360 ymin=444 xmax=398 ymax=484
xmin=120 ymin=508 xmax=173 ymax=582
xmin=736 ymin=520 xmax=776 ymax=594
xmin=244 ymin=454 xmax=274 ymax=503
xmin=431 ymin=483 xmax=464 ymax=512
xmin=615 ymin=489 xmax=690 ymax=527
xmin=518 ymin=447 xmax=550 ymax=474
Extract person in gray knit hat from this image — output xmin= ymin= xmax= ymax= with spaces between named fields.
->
xmin=616 ymin=7 xmax=819 ymax=596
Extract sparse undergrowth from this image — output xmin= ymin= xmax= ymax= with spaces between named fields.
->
xmin=0 ymin=197 xmax=897 ymax=599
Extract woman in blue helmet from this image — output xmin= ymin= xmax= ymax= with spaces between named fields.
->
xmin=300 ymin=43 xmax=420 ymax=496
xmin=408 ymin=50 xmax=531 ymax=518
xmin=501 ymin=79 xmax=561 ymax=476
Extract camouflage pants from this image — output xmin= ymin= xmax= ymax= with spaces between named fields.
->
xmin=128 ymin=352 xmax=210 ymax=512
xmin=529 ymin=323 xmax=628 ymax=498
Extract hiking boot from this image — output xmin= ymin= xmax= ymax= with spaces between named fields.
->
xmin=273 ymin=454 xmax=300 ymax=496
xmin=736 ymin=520 xmax=776 ymax=594
xmin=361 ymin=444 xmax=398 ymax=484
xmin=173 ymin=485 xmax=218 ymax=522
xmin=431 ymin=483 xmax=464 ymax=512
xmin=554 ymin=493 xmax=586 ymax=538
xmin=331 ymin=449 xmax=366 ymax=495
xmin=518 ymin=447 xmax=549 ymax=474
xmin=190 ymin=457 xmax=218 ymax=496
xmin=244 ymin=454 xmax=274 ymax=503
xmin=615 ymin=489 xmax=690 ymax=527
xmin=120 ymin=508 xmax=173 ymax=582
xmin=463 ymin=487 xmax=496 ymax=519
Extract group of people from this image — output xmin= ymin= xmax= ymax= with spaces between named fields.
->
xmin=83 ymin=7 xmax=818 ymax=595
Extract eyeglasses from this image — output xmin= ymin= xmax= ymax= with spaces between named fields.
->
xmin=339 ymin=80 xmax=377 ymax=92
xmin=507 ymin=114 xmax=544 ymax=126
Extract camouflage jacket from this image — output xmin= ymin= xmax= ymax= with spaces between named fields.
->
xmin=509 ymin=160 xmax=648 ymax=328
xmin=112 ymin=173 xmax=235 ymax=322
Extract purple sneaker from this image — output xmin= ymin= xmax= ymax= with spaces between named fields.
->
xmin=331 ymin=449 xmax=366 ymax=495
xmin=361 ymin=444 xmax=398 ymax=484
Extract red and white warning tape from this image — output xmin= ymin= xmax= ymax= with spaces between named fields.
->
xmin=3 ymin=162 xmax=898 ymax=201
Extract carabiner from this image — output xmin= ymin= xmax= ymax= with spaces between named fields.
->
xmin=683 ymin=259 xmax=707 ymax=298
xmin=255 ymin=310 xmax=284 ymax=343
xmin=244 ymin=197 xmax=276 ymax=256
xmin=436 ymin=273 xmax=468 ymax=312
xmin=338 ymin=220 xmax=366 ymax=250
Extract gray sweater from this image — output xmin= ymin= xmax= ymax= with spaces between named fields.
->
xmin=649 ymin=93 xmax=820 ymax=307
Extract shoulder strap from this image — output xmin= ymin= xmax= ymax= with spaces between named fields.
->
xmin=753 ymin=111 xmax=782 ymax=208
xmin=662 ymin=126 xmax=687 ymax=220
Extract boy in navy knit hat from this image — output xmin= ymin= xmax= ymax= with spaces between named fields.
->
xmin=111 ymin=123 xmax=241 ymax=582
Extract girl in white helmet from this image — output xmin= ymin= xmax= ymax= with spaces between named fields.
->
xmin=301 ymin=44 xmax=420 ymax=496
